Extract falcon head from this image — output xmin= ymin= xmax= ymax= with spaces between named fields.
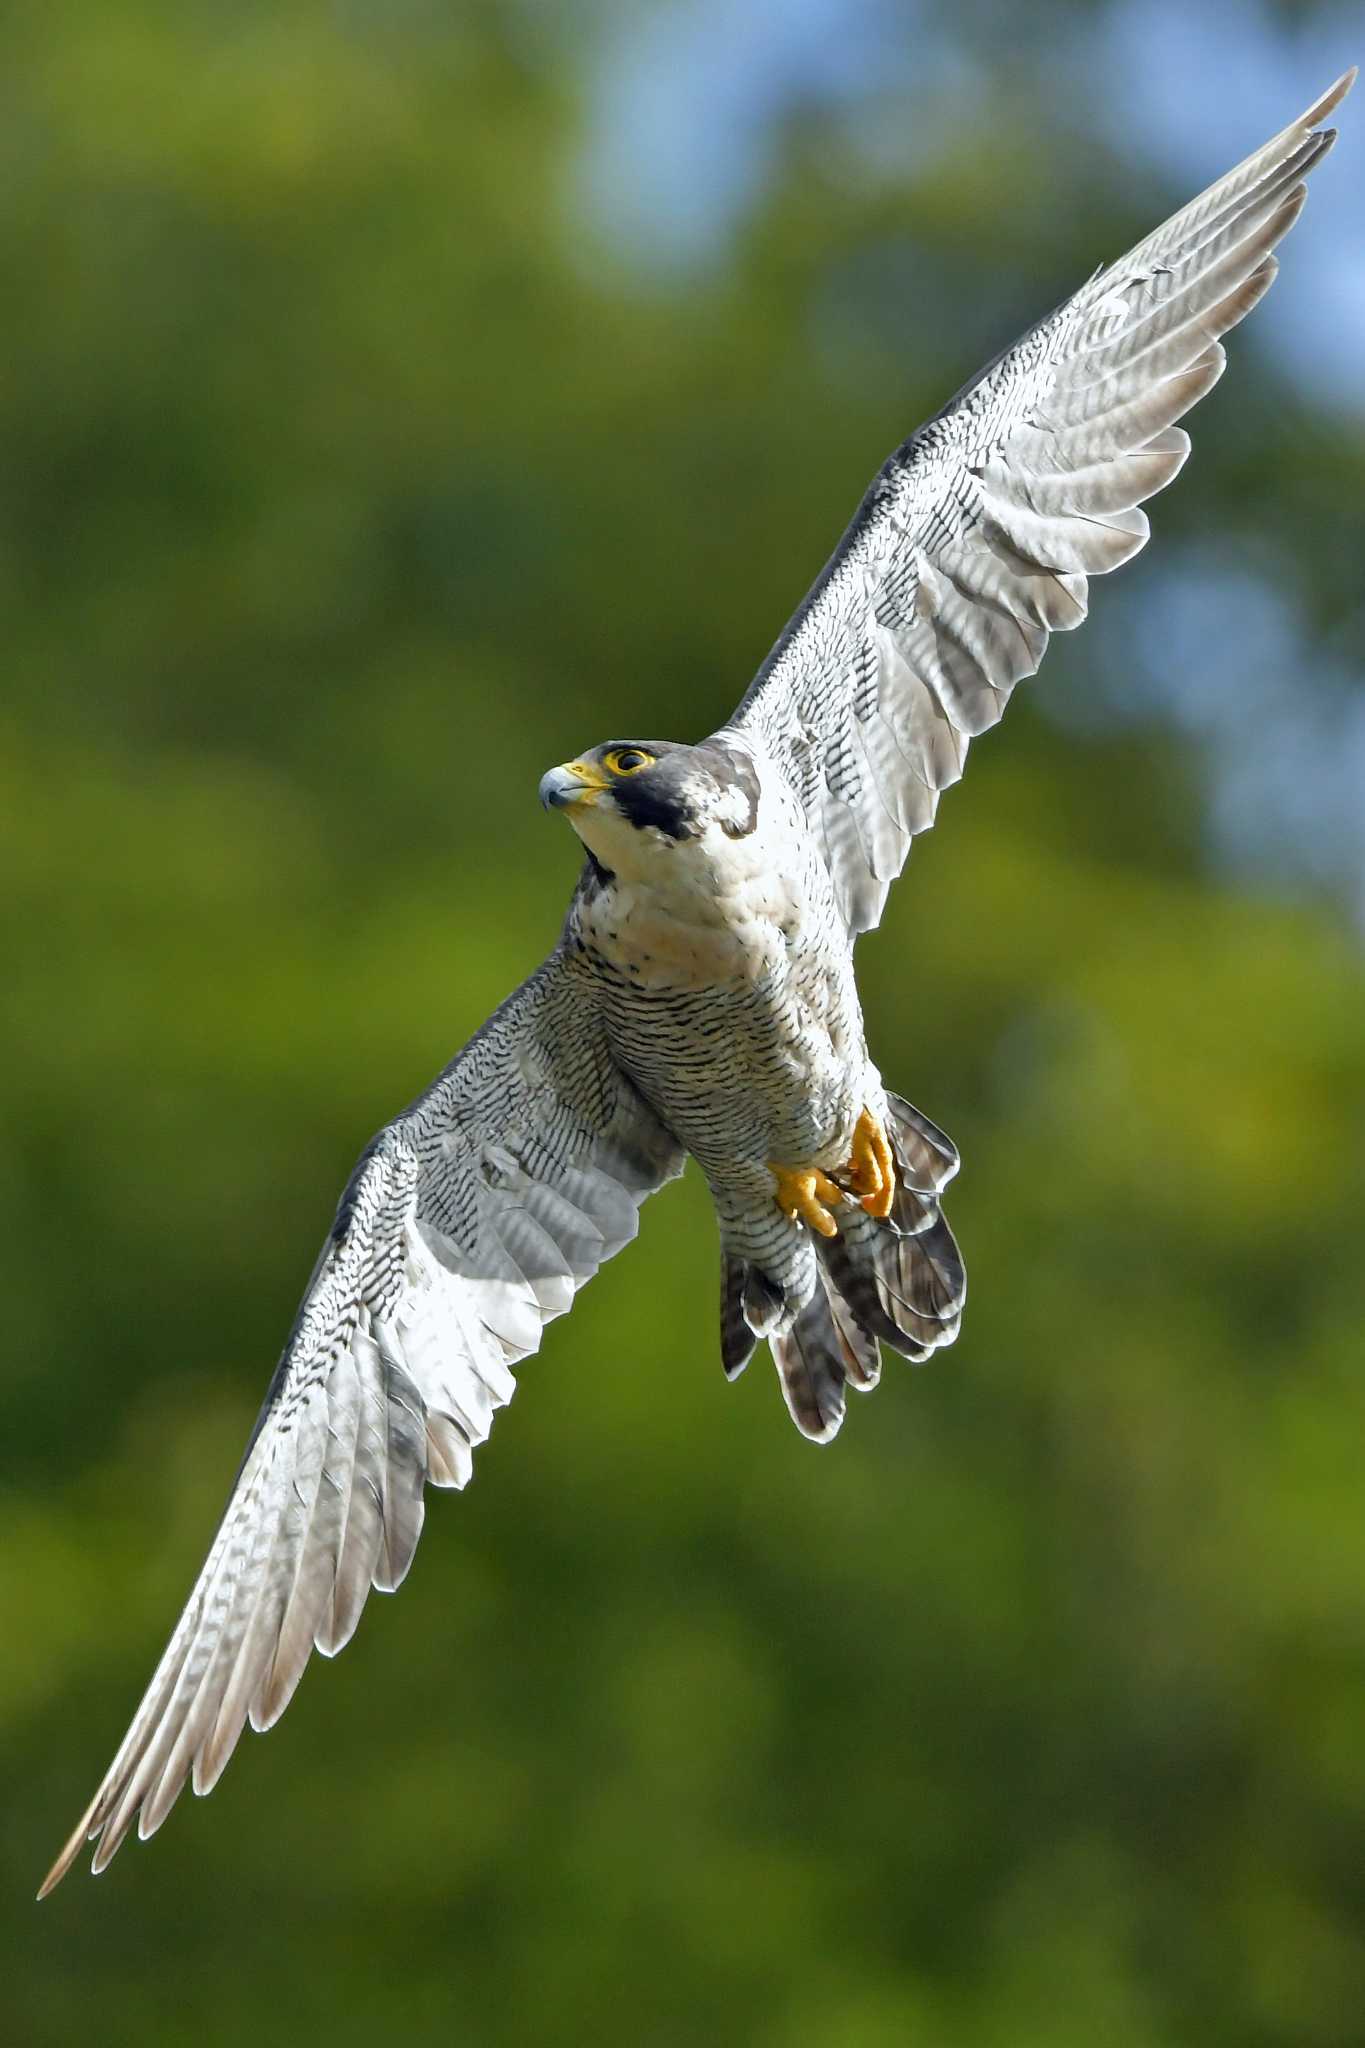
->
xmin=539 ymin=738 xmax=760 ymax=875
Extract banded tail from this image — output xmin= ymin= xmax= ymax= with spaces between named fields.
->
xmin=720 ymin=1093 xmax=965 ymax=1441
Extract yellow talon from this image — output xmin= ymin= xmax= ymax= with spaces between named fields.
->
xmin=770 ymin=1163 xmax=844 ymax=1238
xmin=848 ymin=1107 xmax=896 ymax=1220
xmin=771 ymin=1109 xmax=897 ymax=1236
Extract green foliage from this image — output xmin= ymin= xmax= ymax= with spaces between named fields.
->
xmin=3 ymin=5 xmax=1363 ymax=2043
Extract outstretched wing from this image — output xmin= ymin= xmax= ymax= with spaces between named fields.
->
xmin=729 ymin=72 xmax=1353 ymax=935
xmin=41 ymin=948 xmax=683 ymax=1894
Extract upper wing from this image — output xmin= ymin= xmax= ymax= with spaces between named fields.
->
xmin=728 ymin=73 xmax=1353 ymax=935
xmin=40 ymin=947 xmax=683 ymax=1893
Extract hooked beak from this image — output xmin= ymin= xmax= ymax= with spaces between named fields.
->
xmin=539 ymin=760 xmax=609 ymax=811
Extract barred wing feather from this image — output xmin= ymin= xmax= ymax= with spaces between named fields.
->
xmin=731 ymin=72 xmax=1353 ymax=935
xmin=40 ymin=952 xmax=683 ymax=1894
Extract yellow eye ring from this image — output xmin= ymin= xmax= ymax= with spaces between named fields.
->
xmin=605 ymin=747 xmax=653 ymax=777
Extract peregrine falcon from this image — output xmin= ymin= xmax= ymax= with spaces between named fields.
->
xmin=40 ymin=74 xmax=1351 ymax=1893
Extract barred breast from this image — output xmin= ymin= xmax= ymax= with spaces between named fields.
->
xmin=568 ymin=779 xmax=874 ymax=1186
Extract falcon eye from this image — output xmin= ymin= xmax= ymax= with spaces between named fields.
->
xmin=606 ymin=747 xmax=653 ymax=776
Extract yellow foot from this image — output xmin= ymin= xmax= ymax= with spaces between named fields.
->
xmin=848 ymin=1106 xmax=896 ymax=1220
xmin=770 ymin=1162 xmax=844 ymax=1238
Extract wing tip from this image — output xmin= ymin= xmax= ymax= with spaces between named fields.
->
xmin=1303 ymin=68 xmax=1355 ymax=130
xmin=36 ymin=1807 xmax=101 ymax=1901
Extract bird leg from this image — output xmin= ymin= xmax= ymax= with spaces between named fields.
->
xmin=770 ymin=1163 xmax=845 ymax=1239
xmin=846 ymin=1106 xmax=896 ymax=1219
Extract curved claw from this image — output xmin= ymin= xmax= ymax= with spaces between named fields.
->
xmin=771 ymin=1108 xmax=897 ymax=1237
xmin=848 ymin=1107 xmax=896 ymax=1220
xmin=770 ymin=1163 xmax=844 ymax=1238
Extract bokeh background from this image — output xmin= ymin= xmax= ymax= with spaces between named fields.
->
xmin=3 ymin=2 xmax=1363 ymax=2042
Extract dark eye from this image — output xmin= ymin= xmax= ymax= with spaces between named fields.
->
xmin=606 ymin=747 xmax=653 ymax=776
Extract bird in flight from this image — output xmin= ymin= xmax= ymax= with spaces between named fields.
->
xmin=41 ymin=72 xmax=1352 ymax=1894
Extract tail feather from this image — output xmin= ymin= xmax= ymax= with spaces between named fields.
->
xmin=859 ymin=1201 xmax=964 ymax=1325
xmin=742 ymin=1265 xmax=787 ymax=1337
xmin=770 ymin=1286 xmax=848 ymax=1442
xmin=716 ymin=1092 xmax=966 ymax=1436
xmin=719 ymin=1255 xmax=757 ymax=1381
xmin=822 ymin=1275 xmax=882 ymax=1391
xmin=820 ymin=1209 xmax=962 ymax=1362
xmin=885 ymin=1091 xmax=959 ymax=1193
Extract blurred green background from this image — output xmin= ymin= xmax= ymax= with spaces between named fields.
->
xmin=4 ymin=2 xmax=1364 ymax=2042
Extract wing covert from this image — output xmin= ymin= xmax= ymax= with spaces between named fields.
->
xmin=40 ymin=946 xmax=683 ymax=1893
xmin=729 ymin=72 xmax=1353 ymax=935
